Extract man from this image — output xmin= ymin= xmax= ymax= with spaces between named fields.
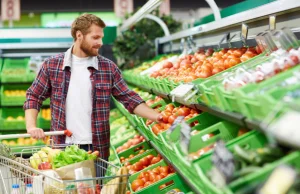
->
xmin=24 ymin=13 xmax=162 ymax=161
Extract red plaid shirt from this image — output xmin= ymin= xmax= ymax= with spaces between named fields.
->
xmin=24 ymin=53 xmax=144 ymax=159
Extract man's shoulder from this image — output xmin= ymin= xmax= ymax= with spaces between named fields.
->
xmin=45 ymin=53 xmax=65 ymax=63
xmin=43 ymin=53 xmax=65 ymax=68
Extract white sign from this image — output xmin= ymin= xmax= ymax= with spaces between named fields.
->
xmin=159 ymin=0 xmax=170 ymax=16
xmin=1 ymin=0 xmax=20 ymax=21
xmin=114 ymin=0 xmax=133 ymax=18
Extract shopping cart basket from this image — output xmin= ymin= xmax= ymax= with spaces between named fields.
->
xmin=0 ymin=131 xmax=130 ymax=194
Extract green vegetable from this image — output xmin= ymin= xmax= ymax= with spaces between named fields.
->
xmin=52 ymin=145 xmax=96 ymax=168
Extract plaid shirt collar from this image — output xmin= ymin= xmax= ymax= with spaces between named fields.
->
xmin=62 ymin=45 xmax=99 ymax=71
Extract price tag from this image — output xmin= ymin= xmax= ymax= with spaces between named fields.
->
xmin=170 ymin=83 xmax=197 ymax=104
xmin=241 ymin=23 xmax=249 ymax=46
xmin=167 ymin=116 xmax=184 ymax=135
xmin=268 ymin=110 xmax=300 ymax=148
xmin=179 ymin=121 xmax=192 ymax=155
xmin=269 ymin=15 xmax=276 ymax=31
xmin=211 ymin=140 xmax=235 ymax=187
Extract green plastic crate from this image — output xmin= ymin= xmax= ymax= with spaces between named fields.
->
xmin=1 ymin=58 xmax=30 ymax=83
xmin=129 ymin=160 xmax=191 ymax=194
xmin=193 ymin=131 xmax=300 ymax=194
xmin=0 ymin=108 xmax=26 ymax=130
xmin=115 ymin=140 xmax=151 ymax=157
xmin=234 ymin=65 xmax=300 ymax=121
xmin=134 ymin=116 xmax=150 ymax=140
xmin=198 ymin=54 xmax=269 ymax=109
xmin=171 ymin=121 xmax=240 ymax=189
xmin=117 ymin=141 xmax=152 ymax=164
xmin=260 ymin=83 xmax=300 ymax=118
xmin=158 ymin=112 xmax=221 ymax=160
xmin=1 ymin=84 xmax=29 ymax=106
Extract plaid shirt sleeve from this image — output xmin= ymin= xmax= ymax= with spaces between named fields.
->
xmin=23 ymin=59 xmax=51 ymax=111
xmin=111 ymin=64 xmax=144 ymax=114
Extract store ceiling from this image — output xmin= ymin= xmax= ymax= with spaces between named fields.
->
xmin=1 ymin=0 xmax=244 ymax=13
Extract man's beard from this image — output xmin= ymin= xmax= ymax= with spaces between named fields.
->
xmin=80 ymin=38 xmax=99 ymax=57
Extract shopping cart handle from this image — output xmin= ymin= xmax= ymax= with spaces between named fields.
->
xmin=0 ymin=130 xmax=72 ymax=140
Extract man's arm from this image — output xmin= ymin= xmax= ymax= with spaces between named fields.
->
xmin=111 ymin=64 xmax=162 ymax=121
xmin=133 ymin=103 xmax=162 ymax=122
xmin=25 ymin=109 xmax=45 ymax=139
xmin=23 ymin=60 xmax=51 ymax=139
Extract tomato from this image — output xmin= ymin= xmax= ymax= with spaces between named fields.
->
xmin=165 ymin=104 xmax=174 ymax=112
xmin=159 ymin=166 xmax=169 ymax=173
xmin=141 ymin=177 xmax=149 ymax=183
xmin=140 ymin=157 xmax=150 ymax=167
xmin=152 ymin=167 xmax=160 ymax=174
xmin=152 ymin=124 xmax=162 ymax=135
xmin=233 ymin=49 xmax=243 ymax=57
xmin=177 ymin=107 xmax=191 ymax=116
xmin=155 ymin=175 xmax=164 ymax=182
xmin=228 ymin=57 xmax=241 ymax=67
xmin=163 ymin=61 xmax=173 ymax=68
xmin=212 ymin=67 xmax=224 ymax=75
xmin=151 ymin=157 xmax=161 ymax=165
xmin=146 ymin=154 xmax=154 ymax=161
xmin=149 ymin=172 xmax=156 ymax=181
xmin=131 ymin=179 xmax=145 ymax=191
xmin=163 ymin=123 xmax=171 ymax=130
xmin=161 ymin=111 xmax=172 ymax=123
xmin=191 ymin=57 xmax=198 ymax=63
xmin=168 ymin=115 xmax=177 ymax=124
xmin=134 ymin=162 xmax=144 ymax=171
xmin=240 ymin=53 xmax=253 ymax=62
xmin=160 ymin=172 xmax=168 ymax=178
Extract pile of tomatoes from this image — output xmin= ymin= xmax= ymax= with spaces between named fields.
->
xmin=131 ymin=165 xmax=176 ymax=192
xmin=150 ymin=47 xmax=260 ymax=83
xmin=150 ymin=104 xmax=200 ymax=135
xmin=120 ymin=149 xmax=146 ymax=163
xmin=125 ymin=154 xmax=162 ymax=174
xmin=116 ymin=135 xmax=145 ymax=153
xmin=146 ymin=96 xmax=163 ymax=107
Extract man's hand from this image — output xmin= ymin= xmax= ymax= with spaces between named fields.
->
xmin=156 ymin=114 xmax=164 ymax=123
xmin=27 ymin=127 xmax=45 ymax=139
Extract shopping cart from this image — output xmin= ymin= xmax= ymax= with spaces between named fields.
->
xmin=0 ymin=131 xmax=130 ymax=194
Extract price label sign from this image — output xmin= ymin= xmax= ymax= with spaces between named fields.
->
xmin=170 ymin=83 xmax=197 ymax=104
xmin=269 ymin=15 xmax=276 ymax=31
xmin=211 ymin=140 xmax=235 ymax=186
xmin=179 ymin=121 xmax=192 ymax=155
xmin=268 ymin=110 xmax=300 ymax=149
xmin=241 ymin=23 xmax=249 ymax=46
xmin=167 ymin=116 xmax=185 ymax=142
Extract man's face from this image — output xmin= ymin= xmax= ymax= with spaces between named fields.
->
xmin=79 ymin=24 xmax=104 ymax=56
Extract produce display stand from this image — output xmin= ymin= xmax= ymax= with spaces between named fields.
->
xmin=114 ymin=1 xmax=300 ymax=193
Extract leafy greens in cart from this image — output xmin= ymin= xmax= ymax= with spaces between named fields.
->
xmin=52 ymin=145 xmax=99 ymax=168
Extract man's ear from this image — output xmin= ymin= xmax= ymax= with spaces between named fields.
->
xmin=76 ymin=30 xmax=83 ymax=41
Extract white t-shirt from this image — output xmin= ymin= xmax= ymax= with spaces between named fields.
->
xmin=65 ymin=54 xmax=93 ymax=144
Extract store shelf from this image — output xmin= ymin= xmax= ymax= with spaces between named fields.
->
xmin=194 ymin=103 xmax=246 ymax=126
xmin=149 ymin=141 xmax=201 ymax=194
